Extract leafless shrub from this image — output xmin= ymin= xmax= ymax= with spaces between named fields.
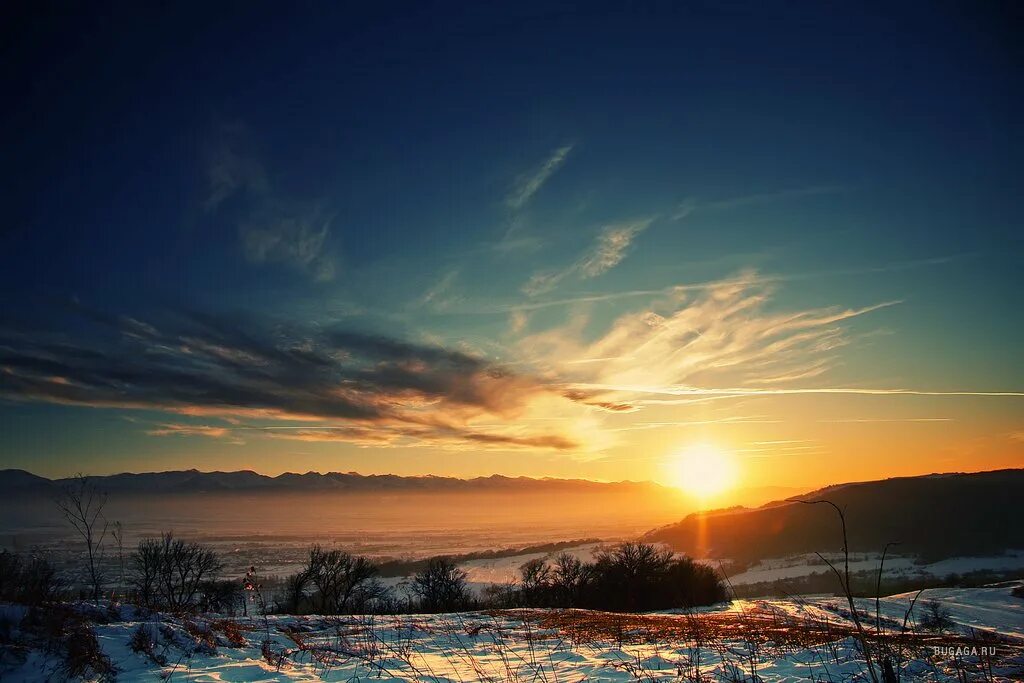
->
xmin=198 ymin=579 xmax=244 ymax=616
xmin=21 ymin=605 xmax=116 ymax=681
xmin=130 ymin=623 xmax=168 ymax=666
xmin=208 ymin=618 xmax=247 ymax=647
xmin=59 ymin=620 xmax=117 ymax=682
xmin=0 ymin=551 xmax=65 ymax=605
xmin=919 ymin=600 xmax=954 ymax=633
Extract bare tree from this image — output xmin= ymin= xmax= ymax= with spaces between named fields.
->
xmin=281 ymin=567 xmax=312 ymax=614
xmin=551 ymin=552 xmax=586 ymax=607
xmin=112 ymin=521 xmax=126 ymax=600
xmin=304 ymin=545 xmax=382 ymax=614
xmin=410 ymin=557 xmax=470 ymax=612
xmin=131 ymin=536 xmax=163 ymax=608
xmin=131 ymin=532 xmax=222 ymax=611
xmin=55 ymin=474 xmax=109 ymax=601
xmin=518 ymin=557 xmax=552 ymax=606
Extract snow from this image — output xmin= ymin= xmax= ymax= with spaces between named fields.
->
xmin=726 ymin=550 xmax=1024 ymax=586
xmin=459 ymin=542 xmax=605 ymax=590
xmin=880 ymin=585 xmax=1024 ymax=641
xmin=2 ymin=584 xmax=1022 ymax=682
xmin=727 ymin=553 xmax=917 ymax=585
xmin=720 ymin=585 xmax=1024 ymax=641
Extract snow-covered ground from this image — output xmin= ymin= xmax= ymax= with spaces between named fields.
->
xmin=725 ymin=584 xmax=1024 ymax=642
xmin=459 ymin=542 xmax=606 ymax=588
xmin=3 ymin=584 xmax=1022 ymax=682
xmin=726 ymin=550 xmax=1024 ymax=586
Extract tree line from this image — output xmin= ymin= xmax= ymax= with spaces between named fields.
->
xmin=1 ymin=475 xmax=728 ymax=615
xmin=1 ymin=538 xmax=727 ymax=615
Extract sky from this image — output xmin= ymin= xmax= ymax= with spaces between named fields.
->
xmin=0 ymin=2 xmax=1021 ymax=489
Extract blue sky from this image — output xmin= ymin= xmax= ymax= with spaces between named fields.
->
xmin=0 ymin=2 xmax=1021 ymax=485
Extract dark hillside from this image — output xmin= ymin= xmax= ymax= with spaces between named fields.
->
xmin=644 ymin=469 xmax=1024 ymax=562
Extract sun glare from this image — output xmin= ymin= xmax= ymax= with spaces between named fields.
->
xmin=669 ymin=443 xmax=738 ymax=501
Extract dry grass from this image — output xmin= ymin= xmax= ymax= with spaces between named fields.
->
xmin=508 ymin=607 xmax=1024 ymax=657
xmin=208 ymin=618 xmax=247 ymax=647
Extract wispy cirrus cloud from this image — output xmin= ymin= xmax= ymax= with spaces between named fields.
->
xmin=148 ymin=423 xmax=232 ymax=439
xmin=148 ymin=423 xmax=246 ymax=445
xmin=510 ymin=273 xmax=1022 ymax=429
xmin=819 ymin=417 xmax=954 ymax=423
xmin=486 ymin=254 xmax=959 ymax=313
xmin=523 ymin=218 xmax=653 ymax=296
xmin=577 ymin=220 xmax=651 ymax=277
xmin=516 ymin=274 xmax=904 ymax=410
xmin=491 ymin=145 xmax=575 ymax=255
xmin=204 ymin=127 xmax=269 ymax=210
xmin=205 ymin=126 xmax=336 ymax=281
xmin=419 ymin=269 xmax=462 ymax=311
xmin=579 ymin=386 xmax=1024 ymax=399
xmin=672 ymin=185 xmax=848 ymax=220
xmin=506 ymin=145 xmax=573 ymax=211
xmin=240 ymin=202 xmax=336 ymax=282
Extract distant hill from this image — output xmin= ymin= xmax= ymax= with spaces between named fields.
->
xmin=644 ymin=469 xmax=1024 ymax=563
xmin=0 ymin=468 xmax=676 ymax=496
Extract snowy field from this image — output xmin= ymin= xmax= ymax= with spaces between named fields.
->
xmin=3 ymin=584 xmax=1022 ymax=682
xmin=725 ymin=550 xmax=1024 ymax=587
xmin=385 ymin=547 xmax=1024 ymax=600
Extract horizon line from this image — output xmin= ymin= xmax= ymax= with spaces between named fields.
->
xmin=3 ymin=464 xmax=1020 ymax=489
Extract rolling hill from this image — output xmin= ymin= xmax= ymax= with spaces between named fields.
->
xmin=644 ymin=469 xmax=1024 ymax=563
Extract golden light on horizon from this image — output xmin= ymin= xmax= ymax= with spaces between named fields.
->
xmin=668 ymin=442 xmax=738 ymax=501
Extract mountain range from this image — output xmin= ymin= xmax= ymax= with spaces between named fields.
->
xmin=0 ymin=468 xmax=688 ymax=496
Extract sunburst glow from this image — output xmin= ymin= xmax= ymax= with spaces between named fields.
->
xmin=668 ymin=443 xmax=738 ymax=500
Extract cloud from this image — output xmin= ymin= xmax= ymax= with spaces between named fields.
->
xmin=578 ymin=220 xmax=651 ymax=277
xmin=819 ymin=418 xmax=953 ymax=423
xmin=148 ymin=423 xmax=231 ymax=438
xmin=485 ymin=255 xmax=957 ymax=312
xmin=508 ymin=310 xmax=528 ymax=334
xmin=522 ymin=218 xmax=653 ymax=296
xmin=581 ymin=386 xmax=1024 ymax=399
xmin=203 ymin=125 xmax=269 ymax=210
xmin=148 ymin=423 xmax=246 ymax=445
xmin=262 ymin=426 xmax=577 ymax=451
xmin=420 ymin=269 xmax=461 ymax=310
xmin=521 ymin=271 xmax=565 ymax=297
xmin=240 ymin=203 xmax=336 ymax=282
xmin=0 ymin=307 xmax=580 ymax=452
xmin=205 ymin=128 xmax=336 ymax=281
xmin=672 ymin=185 xmax=848 ymax=220
xmin=516 ymin=274 xmax=903 ymax=408
xmin=506 ymin=145 xmax=573 ymax=211
xmin=607 ymin=416 xmax=783 ymax=432
xmin=514 ymin=276 xmax=1019 ymax=424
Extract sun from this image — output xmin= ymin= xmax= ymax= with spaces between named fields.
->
xmin=668 ymin=443 xmax=738 ymax=501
